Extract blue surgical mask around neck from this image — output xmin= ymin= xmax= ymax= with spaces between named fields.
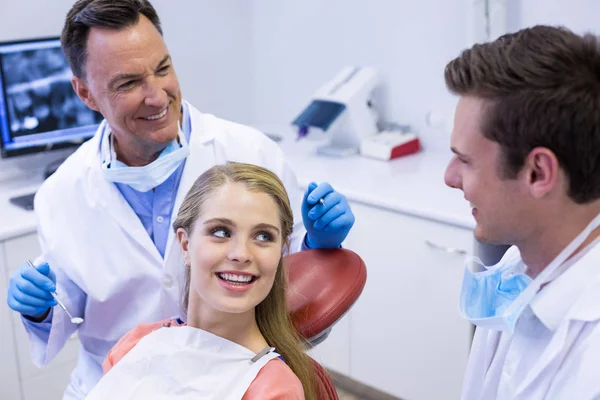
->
xmin=459 ymin=213 xmax=600 ymax=333
xmin=101 ymin=123 xmax=189 ymax=192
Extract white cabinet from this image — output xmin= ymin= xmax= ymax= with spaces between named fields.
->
xmin=0 ymin=241 xmax=23 ymax=400
xmin=308 ymin=312 xmax=352 ymax=376
xmin=4 ymin=234 xmax=43 ymax=272
xmin=3 ymin=234 xmax=79 ymax=400
xmin=21 ymin=363 xmax=73 ymax=400
xmin=343 ymin=202 xmax=473 ymax=400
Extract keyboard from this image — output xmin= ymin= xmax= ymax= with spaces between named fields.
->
xmin=9 ymin=192 xmax=36 ymax=211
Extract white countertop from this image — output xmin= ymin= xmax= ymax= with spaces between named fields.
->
xmin=273 ymin=129 xmax=475 ymax=230
xmin=0 ymin=176 xmax=43 ymax=242
xmin=0 ymin=130 xmax=475 ymax=242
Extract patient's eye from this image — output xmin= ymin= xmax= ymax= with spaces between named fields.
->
xmin=256 ymin=231 xmax=273 ymax=242
xmin=210 ymin=227 xmax=230 ymax=239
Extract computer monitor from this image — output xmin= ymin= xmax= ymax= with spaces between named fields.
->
xmin=0 ymin=37 xmax=103 ymax=158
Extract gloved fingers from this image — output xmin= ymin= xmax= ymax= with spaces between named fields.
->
xmin=15 ymin=278 xmax=55 ymax=301
xmin=10 ymin=289 xmax=56 ymax=309
xmin=47 ymin=268 xmax=56 ymax=285
xmin=305 ymin=182 xmax=335 ymax=206
xmin=324 ymin=213 xmax=356 ymax=231
xmin=7 ymin=280 xmax=55 ymax=315
xmin=35 ymin=262 xmax=57 ymax=284
xmin=6 ymin=294 xmax=50 ymax=317
xmin=303 ymin=182 xmax=318 ymax=205
xmin=308 ymin=192 xmax=342 ymax=221
xmin=313 ymin=204 xmax=346 ymax=230
xmin=20 ymin=264 xmax=56 ymax=293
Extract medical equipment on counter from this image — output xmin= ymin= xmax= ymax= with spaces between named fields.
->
xmin=360 ymin=130 xmax=421 ymax=161
xmin=292 ymin=66 xmax=380 ymax=157
xmin=27 ymin=260 xmax=84 ymax=325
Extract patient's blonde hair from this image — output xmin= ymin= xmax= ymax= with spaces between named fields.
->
xmin=172 ymin=162 xmax=316 ymax=399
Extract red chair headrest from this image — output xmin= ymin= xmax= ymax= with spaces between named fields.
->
xmin=285 ymin=248 xmax=367 ymax=341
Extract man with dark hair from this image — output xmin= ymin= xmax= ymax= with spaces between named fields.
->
xmin=444 ymin=25 xmax=600 ymax=399
xmin=5 ymin=1 xmax=356 ymax=398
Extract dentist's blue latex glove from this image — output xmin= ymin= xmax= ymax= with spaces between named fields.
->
xmin=7 ymin=262 xmax=57 ymax=318
xmin=302 ymin=182 xmax=355 ymax=249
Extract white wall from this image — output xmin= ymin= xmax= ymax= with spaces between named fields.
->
xmin=0 ymin=0 xmax=254 ymax=182
xmin=508 ymin=0 xmax=600 ymax=35
xmin=250 ymin=0 xmax=469 ymax=151
xmin=0 ymin=0 xmax=70 ymax=42
xmin=2 ymin=0 xmax=597 ymax=182
xmin=152 ymin=1 xmax=255 ymax=125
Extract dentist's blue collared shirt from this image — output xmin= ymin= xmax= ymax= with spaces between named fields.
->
xmin=110 ymin=105 xmax=310 ymax=257
xmin=21 ymin=104 xmax=193 ymax=338
xmin=23 ymin=102 xmax=312 ymax=337
xmin=114 ymin=103 xmax=191 ymax=258
xmin=113 ymin=102 xmax=312 ymax=255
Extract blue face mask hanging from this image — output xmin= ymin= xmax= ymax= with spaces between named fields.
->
xmin=101 ymin=123 xmax=190 ymax=192
xmin=459 ymin=213 xmax=600 ymax=333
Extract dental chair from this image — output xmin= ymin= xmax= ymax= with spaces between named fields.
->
xmin=285 ymin=248 xmax=367 ymax=400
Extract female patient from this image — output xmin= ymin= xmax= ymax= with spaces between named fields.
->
xmin=88 ymin=162 xmax=316 ymax=399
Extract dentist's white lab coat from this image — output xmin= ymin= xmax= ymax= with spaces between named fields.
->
xmin=24 ymin=101 xmax=306 ymax=399
xmin=461 ymin=241 xmax=600 ymax=400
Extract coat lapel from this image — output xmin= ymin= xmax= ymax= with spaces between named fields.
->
xmin=82 ymin=125 xmax=162 ymax=265
xmin=515 ymin=244 xmax=600 ymax=395
xmin=163 ymin=106 xmax=217 ymax=275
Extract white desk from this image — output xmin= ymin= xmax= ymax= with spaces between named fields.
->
xmin=0 ymin=177 xmax=41 ymax=241
xmin=0 ymin=133 xmax=474 ymax=241
xmin=275 ymin=133 xmax=474 ymax=230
